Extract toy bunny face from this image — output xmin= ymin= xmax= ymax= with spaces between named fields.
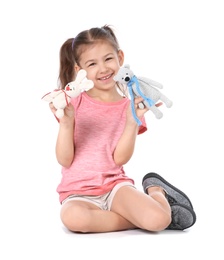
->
xmin=65 ymin=83 xmax=74 ymax=91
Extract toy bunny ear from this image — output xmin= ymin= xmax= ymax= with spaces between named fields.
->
xmin=76 ymin=69 xmax=87 ymax=81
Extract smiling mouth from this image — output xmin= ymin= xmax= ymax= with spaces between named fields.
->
xmin=99 ymin=74 xmax=113 ymax=80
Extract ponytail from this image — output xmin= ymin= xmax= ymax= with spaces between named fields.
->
xmin=58 ymin=38 xmax=75 ymax=89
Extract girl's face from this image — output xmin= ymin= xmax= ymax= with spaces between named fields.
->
xmin=75 ymin=42 xmax=124 ymax=91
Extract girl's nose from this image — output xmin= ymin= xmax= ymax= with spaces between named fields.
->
xmin=99 ymin=62 xmax=108 ymax=73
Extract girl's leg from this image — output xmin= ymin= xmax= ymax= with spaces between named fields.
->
xmin=142 ymin=172 xmax=197 ymax=230
xmin=111 ymin=186 xmax=172 ymax=231
xmin=60 ymin=199 xmax=137 ymax=233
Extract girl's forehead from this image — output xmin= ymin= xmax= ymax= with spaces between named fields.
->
xmin=87 ymin=41 xmax=114 ymax=52
xmin=80 ymin=42 xmax=116 ymax=60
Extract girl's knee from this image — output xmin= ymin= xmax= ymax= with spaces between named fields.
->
xmin=60 ymin=204 xmax=91 ymax=233
xmin=141 ymin=210 xmax=171 ymax=232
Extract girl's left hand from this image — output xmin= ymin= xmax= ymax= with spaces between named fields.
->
xmin=127 ymin=97 xmax=163 ymax=123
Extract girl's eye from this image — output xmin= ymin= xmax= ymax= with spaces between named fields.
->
xmin=88 ymin=62 xmax=96 ymax=67
xmin=106 ymin=57 xmax=113 ymax=61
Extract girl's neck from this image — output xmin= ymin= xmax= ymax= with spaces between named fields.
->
xmin=86 ymin=88 xmax=123 ymax=102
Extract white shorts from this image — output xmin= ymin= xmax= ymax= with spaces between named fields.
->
xmin=62 ymin=182 xmax=135 ymax=210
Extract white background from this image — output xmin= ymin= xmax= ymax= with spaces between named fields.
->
xmin=0 ymin=0 xmax=223 ymax=259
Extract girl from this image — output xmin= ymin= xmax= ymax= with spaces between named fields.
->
xmin=49 ymin=25 xmax=196 ymax=233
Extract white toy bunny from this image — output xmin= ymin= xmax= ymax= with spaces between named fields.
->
xmin=42 ymin=69 xmax=94 ymax=118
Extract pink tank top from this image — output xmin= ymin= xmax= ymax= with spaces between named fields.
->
xmin=56 ymin=92 xmax=147 ymax=203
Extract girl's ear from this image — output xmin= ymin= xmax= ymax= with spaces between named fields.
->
xmin=118 ymin=50 xmax=124 ymax=66
xmin=74 ymin=63 xmax=81 ymax=73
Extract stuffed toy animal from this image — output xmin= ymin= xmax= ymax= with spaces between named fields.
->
xmin=113 ymin=64 xmax=173 ymax=125
xmin=42 ymin=69 xmax=94 ymax=119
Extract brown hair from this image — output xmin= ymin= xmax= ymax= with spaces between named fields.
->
xmin=58 ymin=25 xmax=120 ymax=89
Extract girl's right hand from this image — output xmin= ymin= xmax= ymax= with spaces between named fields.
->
xmin=49 ymin=103 xmax=75 ymax=123
xmin=62 ymin=103 xmax=75 ymax=119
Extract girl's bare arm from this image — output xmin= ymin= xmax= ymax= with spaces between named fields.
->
xmin=50 ymin=103 xmax=75 ymax=168
xmin=113 ymin=97 xmax=148 ymax=166
xmin=114 ymin=97 xmax=163 ymax=166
